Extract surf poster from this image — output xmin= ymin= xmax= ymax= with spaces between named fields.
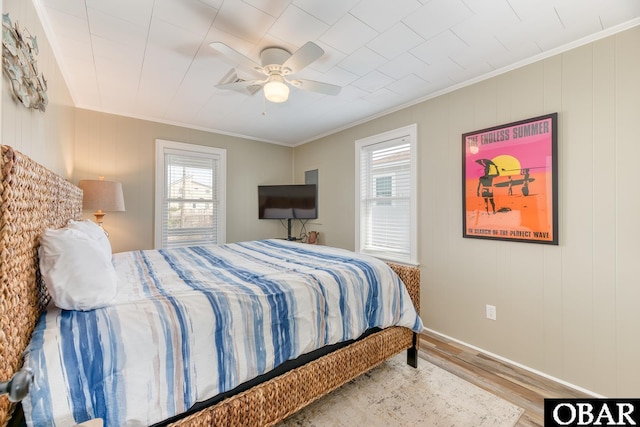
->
xmin=462 ymin=113 xmax=558 ymax=244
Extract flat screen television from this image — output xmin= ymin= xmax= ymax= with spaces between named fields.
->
xmin=258 ymin=184 xmax=317 ymax=220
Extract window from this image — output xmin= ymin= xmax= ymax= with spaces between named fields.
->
xmin=155 ymin=140 xmax=226 ymax=249
xmin=355 ymin=124 xmax=417 ymax=265
xmin=374 ymin=175 xmax=393 ymax=206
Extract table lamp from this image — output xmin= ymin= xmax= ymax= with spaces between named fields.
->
xmin=78 ymin=177 xmax=125 ymax=236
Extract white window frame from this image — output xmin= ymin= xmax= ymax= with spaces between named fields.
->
xmin=155 ymin=139 xmax=226 ymax=249
xmin=355 ymin=124 xmax=418 ymax=265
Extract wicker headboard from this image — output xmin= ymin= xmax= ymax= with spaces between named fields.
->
xmin=0 ymin=145 xmax=82 ymax=425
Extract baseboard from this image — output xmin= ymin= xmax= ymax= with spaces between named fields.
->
xmin=422 ymin=328 xmax=605 ymax=398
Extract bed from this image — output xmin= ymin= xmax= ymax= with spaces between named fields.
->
xmin=0 ymin=145 xmax=422 ymax=427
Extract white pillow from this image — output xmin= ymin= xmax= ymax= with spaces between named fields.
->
xmin=39 ymin=227 xmax=118 ymax=311
xmin=67 ymin=219 xmax=112 ymax=259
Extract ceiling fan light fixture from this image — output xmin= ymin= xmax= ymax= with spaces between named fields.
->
xmin=264 ymin=77 xmax=289 ymax=103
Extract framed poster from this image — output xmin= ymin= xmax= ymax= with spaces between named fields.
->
xmin=462 ymin=113 xmax=558 ymax=244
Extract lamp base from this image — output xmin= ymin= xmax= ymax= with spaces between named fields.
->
xmin=93 ymin=211 xmax=109 ymax=237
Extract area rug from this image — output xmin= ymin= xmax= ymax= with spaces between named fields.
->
xmin=277 ymin=354 xmax=524 ymax=427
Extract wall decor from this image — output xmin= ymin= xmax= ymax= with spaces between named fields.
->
xmin=2 ymin=13 xmax=48 ymax=112
xmin=462 ymin=113 xmax=558 ymax=244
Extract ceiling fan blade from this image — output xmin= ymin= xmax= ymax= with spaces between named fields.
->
xmin=281 ymin=42 xmax=324 ymax=74
xmin=215 ymin=78 xmax=266 ymax=96
xmin=290 ymin=79 xmax=341 ymax=96
xmin=209 ymin=42 xmax=265 ymax=75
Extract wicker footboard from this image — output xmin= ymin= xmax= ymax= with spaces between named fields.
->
xmin=168 ymin=262 xmax=420 ymax=427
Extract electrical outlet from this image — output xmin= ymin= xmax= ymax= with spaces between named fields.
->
xmin=486 ymin=304 xmax=497 ymax=320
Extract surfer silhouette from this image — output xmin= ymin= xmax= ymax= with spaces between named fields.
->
xmin=476 ymin=159 xmax=499 ymax=214
xmin=494 ymin=167 xmax=536 ymax=196
xmin=522 ymin=168 xmax=530 ymax=196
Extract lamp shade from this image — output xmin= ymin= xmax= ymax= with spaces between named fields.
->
xmin=263 ymin=76 xmax=289 ymax=103
xmin=78 ymin=179 xmax=125 ymax=212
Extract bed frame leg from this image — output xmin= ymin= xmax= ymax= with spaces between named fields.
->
xmin=406 ymin=332 xmax=418 ymax=368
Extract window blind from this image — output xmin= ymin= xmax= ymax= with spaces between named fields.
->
xmin=156 ymin=141 xmax=226 ymax=249
xmin=359 ymin=137 xmax=412 ymax=261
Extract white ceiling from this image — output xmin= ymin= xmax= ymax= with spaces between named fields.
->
xmin=34 ymin=0 xmax=640 ymax=146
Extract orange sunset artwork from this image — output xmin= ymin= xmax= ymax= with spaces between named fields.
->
xmin=463 ymin=114 xmax=557 ymax=244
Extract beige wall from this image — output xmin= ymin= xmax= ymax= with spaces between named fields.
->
xmin=294 ymin=26 xmax=640 ymax=397
xmin=2 ymin=0 xmax=75 ymax=176
xmin=73 ymin=109 xmax=293 ymax=253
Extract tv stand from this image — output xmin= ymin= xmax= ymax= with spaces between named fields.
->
xmin=286 ymin=218 xmax=296 ymax=240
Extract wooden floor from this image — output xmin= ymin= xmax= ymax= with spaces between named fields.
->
xmin=418 ymin=330 xmax=592 ymax=426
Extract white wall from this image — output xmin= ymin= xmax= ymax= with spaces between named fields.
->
xmin=1 ymin=0 xmax=75 ymax=175
xmin=294 ymin=26 xmax=640 ymax=397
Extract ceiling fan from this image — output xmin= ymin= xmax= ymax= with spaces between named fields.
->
xmin=209 ymin=41 xmax=341 ymax=103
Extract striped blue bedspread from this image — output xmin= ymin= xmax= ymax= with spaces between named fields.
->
xmin=22 ymin=239 xmax=423 ymax=426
